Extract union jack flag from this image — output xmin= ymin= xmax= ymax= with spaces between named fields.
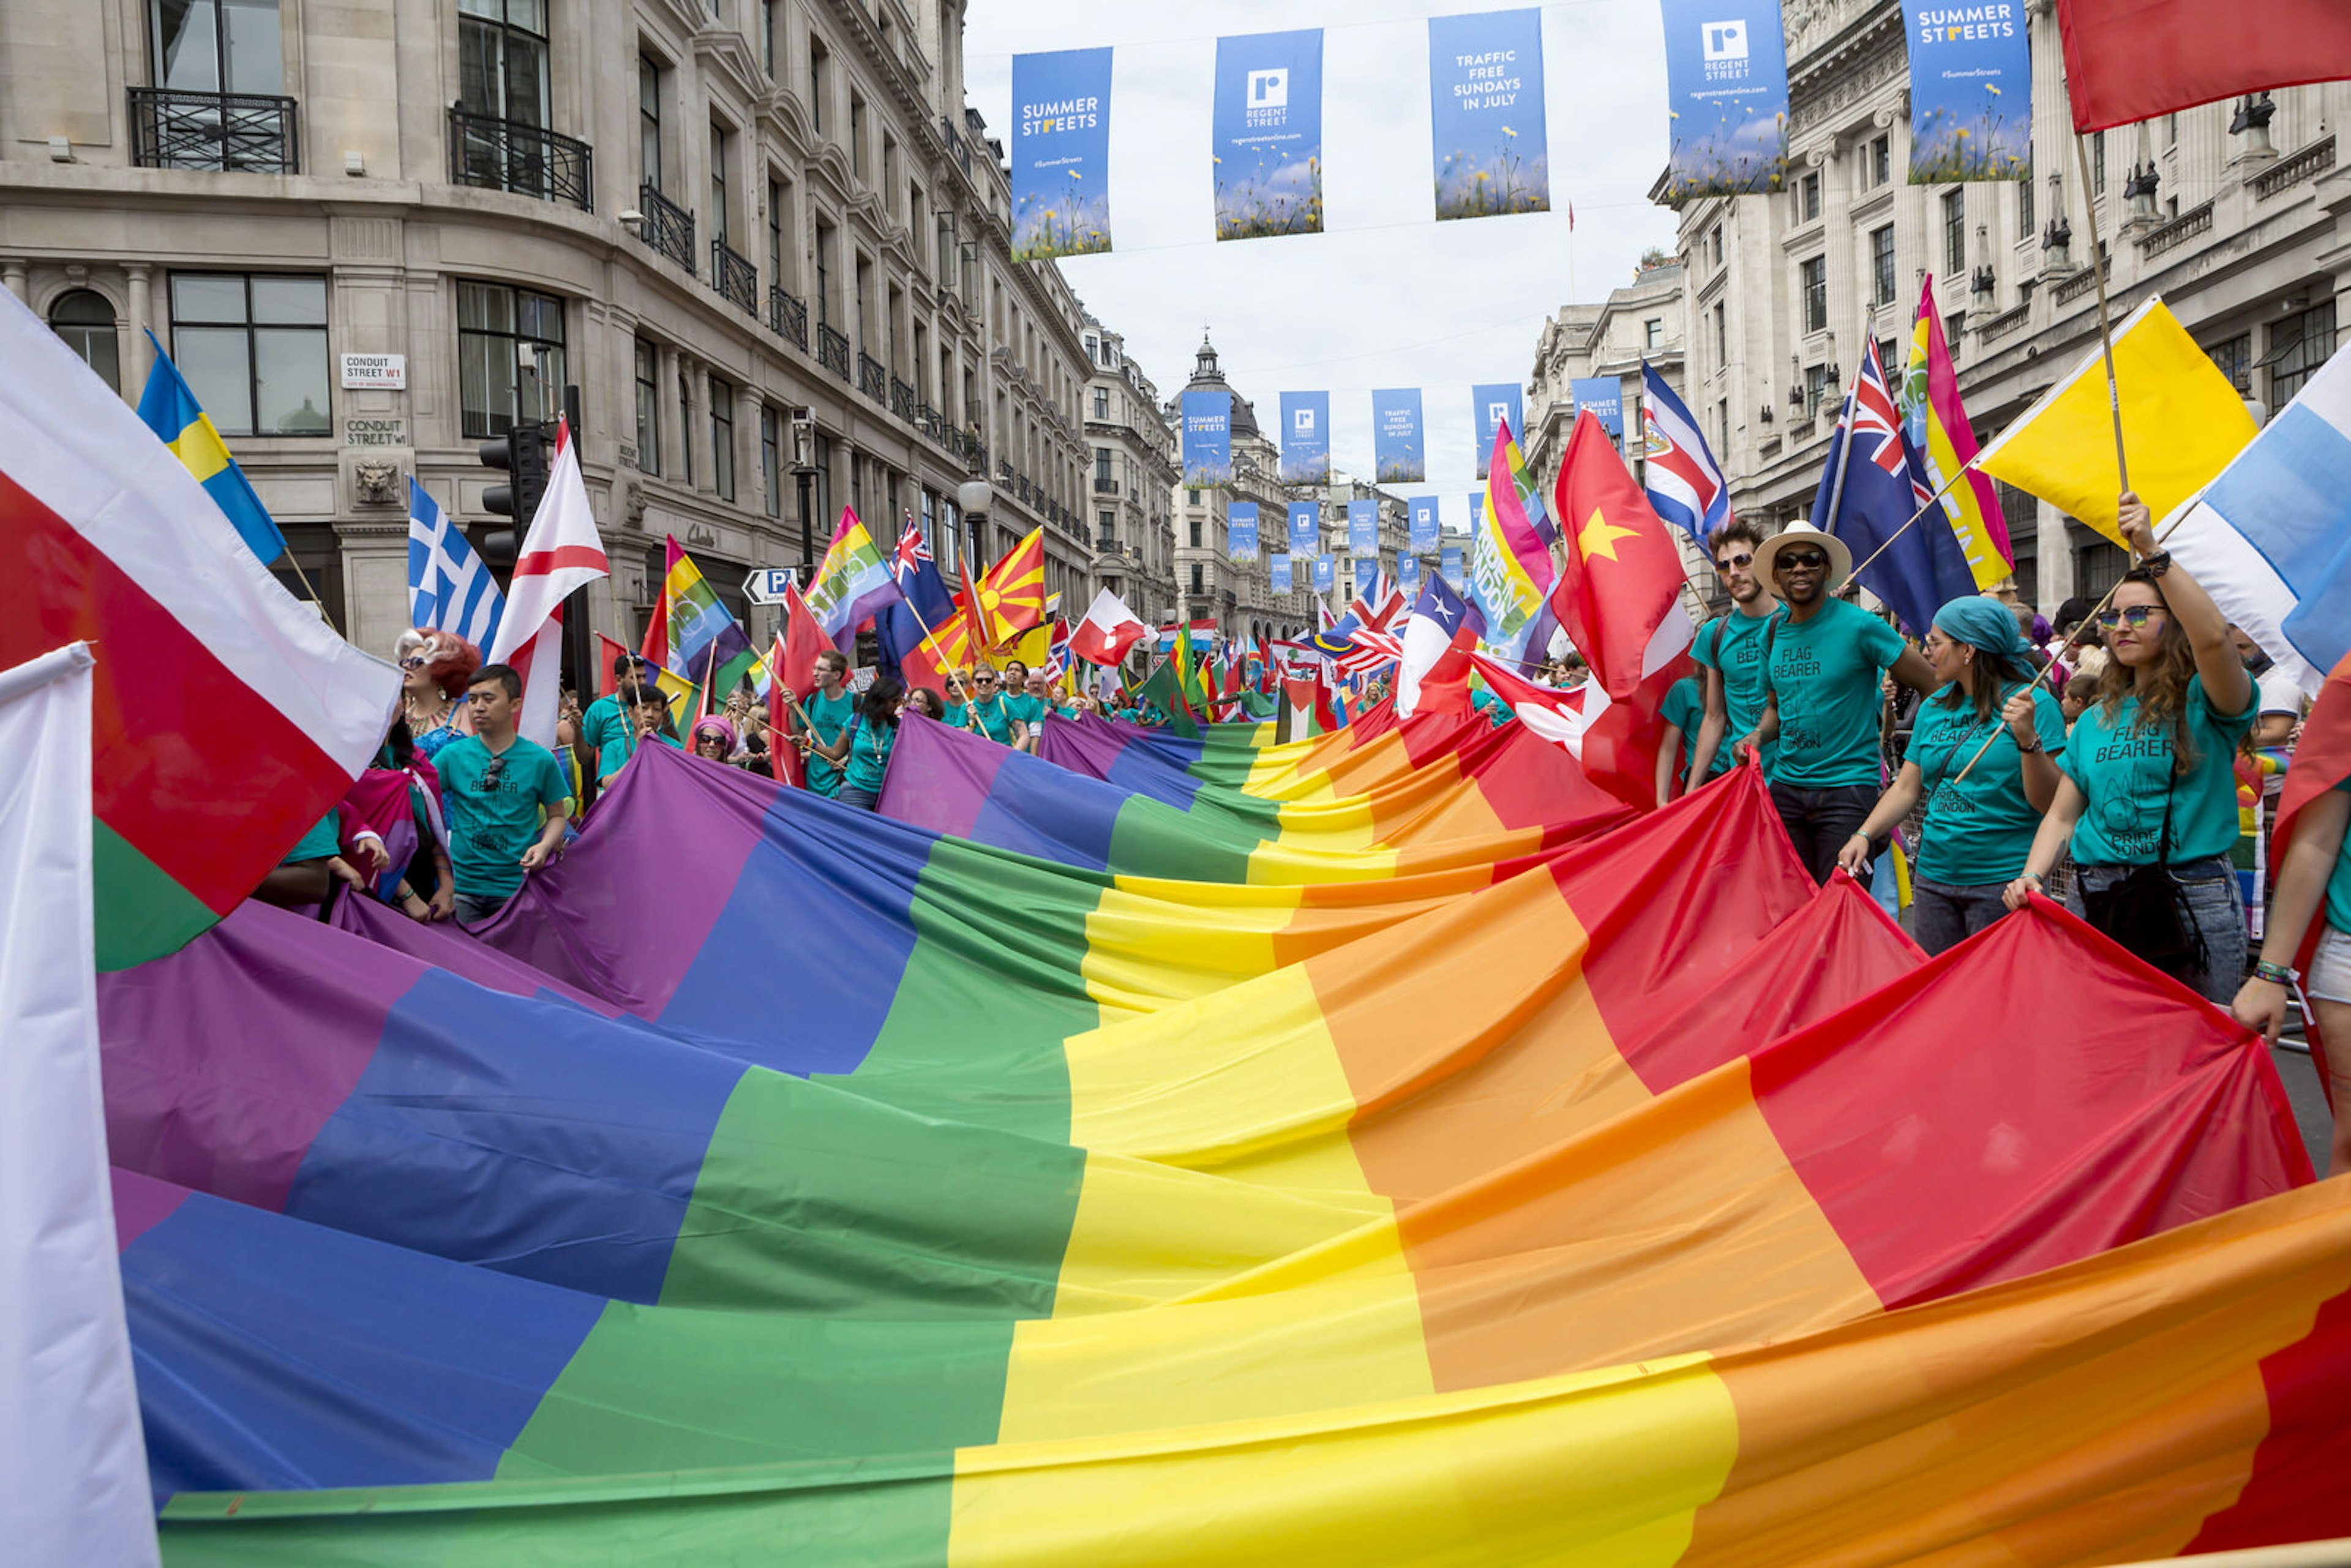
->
xmin=890 ymin=514 xmax=931 ymax=589
xmin=1349 ymin=572 xmax=1405 ymax=635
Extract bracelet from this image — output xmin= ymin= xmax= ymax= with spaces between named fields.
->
xmin=2138 ymin=549 xmax=2172 ymax=577
xmin=2255 ymin=960 xmax=2298 ymax=985
xmin=2019 ymin=870 xmax=2044 ymax=885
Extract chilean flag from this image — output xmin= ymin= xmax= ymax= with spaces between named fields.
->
xmin=1069 ymin=587 xmax=1148 ymax=667
xmin=1395 ymin=573 xmax=1482 ymax=719
xmin=1637 ymin=361 xmax=1731 ymax=543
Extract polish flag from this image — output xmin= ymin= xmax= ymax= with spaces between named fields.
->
xmin=486 ymin=419 xmax=609 ymax=748
xmin=1069 ymin=587 xmax=1147 ymax=666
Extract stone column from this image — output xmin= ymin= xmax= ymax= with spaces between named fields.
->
xmin=1 ymin=260 xmax=26 ymax=302
xmin=124 ymin=263 xmax=154 ymax=392
xmin=693 ymin=362 xmax=713 ymax=493
xmin=658 ymin=343 xmax=684 ymax=481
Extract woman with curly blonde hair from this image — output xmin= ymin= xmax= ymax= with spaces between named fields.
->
xmin=391 ymin=628 xmax=482 ymax=761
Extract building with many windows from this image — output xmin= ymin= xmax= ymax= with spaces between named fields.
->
xmin=1168 ymin=334 xmax=1316 ymax=643
xmin=1081 ymin=314 xmax=1178 ymax=630
xmin=1659 ymin=0 xmax=2348 ymax=613
xmin=0 ymin=0 xmax=1136 ymax=658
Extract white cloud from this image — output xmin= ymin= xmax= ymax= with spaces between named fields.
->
xmin=964 ymin=0 xmax=1680 ymax=516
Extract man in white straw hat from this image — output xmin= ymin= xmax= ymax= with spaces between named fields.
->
xmin=1739 ymin=522 xmax=1941 ymax=883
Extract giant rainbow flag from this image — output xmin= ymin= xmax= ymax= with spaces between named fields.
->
xmin=75 ymin=703 xmax=2351 ymax=1562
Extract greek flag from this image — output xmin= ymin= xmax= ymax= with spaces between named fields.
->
xmin=407 ymin=477 xmax=505 ymax=648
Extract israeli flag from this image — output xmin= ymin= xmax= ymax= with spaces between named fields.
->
xmin=407 ymin=476 xmax=505 ymax=648
xmin=2165 ymin=345 xmax=2351 ymax=694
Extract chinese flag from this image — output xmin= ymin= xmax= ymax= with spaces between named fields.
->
xmin=1547 ymin=409 xmax=1692 ymax=700
xmin=2056 ymin=0 xmax=2351 ymax=132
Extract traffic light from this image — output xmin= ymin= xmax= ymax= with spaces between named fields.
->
xmin=476 ymin=425 xmax=550 ymax=568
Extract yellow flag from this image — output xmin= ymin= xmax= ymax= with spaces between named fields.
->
xmin=1975 ymin=298 xmax=2257 ymax=547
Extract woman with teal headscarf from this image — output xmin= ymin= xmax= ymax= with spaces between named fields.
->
xmin=1834 ymin=596 xmax=2067 ymax=953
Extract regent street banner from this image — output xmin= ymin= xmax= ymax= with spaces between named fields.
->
xmin=1428 ymin=9 xmax=1550 ymax=221
xmin=1313 ymin=553 xmax=1336 ymax=592
xmin=1572 ymin=377 xmax=1625 ymax=451
xmin=1373 ymin=388 xmax=1426 ymax=484
xmin=1009 ymin=48 xmax=1115 ymax=262
xmin=1228 ymin=501 xmax=1260 ymax=562
xmin=1288 ymin=500 xmax=1321 ymax=555
xmin=1280 ymin=391 xmax=1330 ymax=484
xmin=1659 ymin=0 xmax=1790 ymax=201
xmin=1472 ymin=383 xmax=1525 ymax=478
xmin=1397 ymin=550 xmax=1421 ymax=588
xmin=1348 ymin=498 xmax=1379 ymax=556
xmin=1213 ymin=29 xmax=1325 ymax=241
xmin=1903 ymin=1 xmax=2031 ymax=181
xmin=1181 ymin=388 xmax=1232 ymax=487
xmin=1270 ymin=552 xmax=1293 ymax=593
xmin=1410 ymin=497 xmax=1440 ymax=552
xmin=1440 ymin=541 xmax=1466 ymax=585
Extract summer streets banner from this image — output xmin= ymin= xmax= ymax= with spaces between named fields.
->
xmin=1659 ymin=0 xmax=1790 ymax=201
xmin=1313 ymin=553 xmax=1337 ymax=592
xmin=1229 ymin=501 xmax=1261 ymax=562
xmin=1472 ymin=382 xmax=1524 ymax=478
xmin=1441 ymin=541 xmax=1466 ymax=585
xmin=1903 ymin=1 xmax=2030 ymax=181
xmin=1009 ymin=48 xmax=1114 ymax=262
xmin=1428 ymin=8 xmax=1550 ymax=220
xmin=1348 ymin=498 xmax=1379 ymax=556
xmin=1182 ymin=388 xmax=1233 ymax=487
xmin=1280 ymin=391 xmax=1330 ymax=484
xmin=1374 ymin=388 xmax=1426 ymax=484
xmin=1271 ymin=552 xmax=1293 ymax=593
xmin=1411 ymin=496 xmax=1440 ymax=552
xmin=1213 ymin=29 xmax=1325 ymax=241
xmin=1572 ymin=377 xmax=1625 ymax=453
xmin=1288 ymin=499 xmax=1321 ymax=556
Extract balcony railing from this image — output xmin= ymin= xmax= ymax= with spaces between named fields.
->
xmin=916 ymin=401 xmax=943 ymax=441
xmin=636 ymin=182 xmax=696 ymax=272
xmin=858 ymin=352 xmax=888 ymax=403
xmin=1093 ymin=475 xmax=1120 ymax=495
xmin=2254 ymin=135 xmax=2335 ymax=201
xmin=940 ymin=116 xmax=972 ymax=177
xmin=2139 ymin=199 xmax=2214 ymax=260
xmin=888 ymin=377 xmax=915 ymax=422
xmin=2051 ymin=256 xmax=2112 ymax=308
xmin=817 ymin=324 xmax=852 ymax=381
xmin=767 ymin=285 xmax=808 ymax=349
xmin=711 ymin=239 xmax=758 ymax=315
xmin=130 ymin=87 xmax=298 ymax=174
xmin=448 ymin=108 xmax=591 ymax=211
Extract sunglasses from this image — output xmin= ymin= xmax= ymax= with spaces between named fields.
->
xmin=1714 ymin=552 xmax=1754 ymax=571
xmin=400 ymin=655 xmax=429 ymax=670
xmin=2095 ymin=604 xmax=2166 ymax=630
xmin=1774 ymin=551 xmax=1829 ymax=572
xmin=476 ymin=756 xmax=506 ymax=794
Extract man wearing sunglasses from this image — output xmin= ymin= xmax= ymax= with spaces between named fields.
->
xmin=1744 ymin=523 xmax=1940 ymax=883
xmin=1686 ymin=517 xmax=1777 ymax=784
xmin=943 ymin=664 xmax=1030 ymax=748
xmin=436 ymin=664 xmax=576 ymax=926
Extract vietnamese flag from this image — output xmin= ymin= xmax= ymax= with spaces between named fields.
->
xmin=2056 ymin=0 xmax=2351 ymax=132
xmin=1547 ymin=409 xmax=1693 ymax=700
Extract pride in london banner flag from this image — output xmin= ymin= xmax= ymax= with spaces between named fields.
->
xmin=1428 ymin=7 xmax=1549 ymax=220
xmin=1278 ymin=391 xmax=1329 ymax=484
xmin=1181 ymin=388 xmax=1233 ymax=487
xmin=1212 ymin=28 xmax=1324 ymax=240
xmin=1228 ymin=501 xmax=1260 ymax=562
xmin=1471 ymin=381 xmax=1524 ymax=478
xmin=1902 ymin=0 xmax=2030 ymax=181
xmin=1468 ymin=415 xmax=1557 ymax=661
xmin=1008 ymin=48 xmax=1113 ymax=261
xmin=1659 ymin=0 xmax=1790 ymax=200
xmin=1373 ymin=387 xmax=1425 ymax=483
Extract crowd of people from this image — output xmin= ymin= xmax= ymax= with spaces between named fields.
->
xmin=255 ymin=497 xmax=2351 ymax=1175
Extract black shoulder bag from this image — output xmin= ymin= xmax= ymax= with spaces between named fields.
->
xmin=2076 ymin=756 xmax=2209 ymax=981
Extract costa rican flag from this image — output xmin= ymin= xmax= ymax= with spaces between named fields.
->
xmin=1637 ymin=362 xmax=1731 ymax=544
xmin=407 ymin=477 xmax=505 ymax=648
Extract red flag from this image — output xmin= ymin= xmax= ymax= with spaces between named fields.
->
xmin=595 ymin=633 xmax=632 ymax=700
xmin=779 ymin=579 xmax=832 ymax=701
xmin=767 ymin=632 xmax=803 ymax=787
xmin=2055 ymin=0 xmax=2351 ymax=132
xmin=2272 ymin=650 xmax=2351 ymax=1093
xmin=1468 ymin=650 xmax=1693 ymax=812
xmin=638 ymin=584 xmax=669 ymax=671
xmin=1070 ymin=587 xmax=1147 ymax=666
xmin=1547 ymin=408 xmax=1693 ymax=700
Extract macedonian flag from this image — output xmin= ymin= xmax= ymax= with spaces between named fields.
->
xmin=972 ymin=526 xmax=1047 ymax=653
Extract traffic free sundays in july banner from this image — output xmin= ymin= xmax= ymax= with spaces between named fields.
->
xmin=1428 ymin=8 xmax=1550 ymax=221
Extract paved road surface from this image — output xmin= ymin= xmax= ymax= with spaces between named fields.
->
xmin=2271 ymin=1028 xmax=2333 ymax=1174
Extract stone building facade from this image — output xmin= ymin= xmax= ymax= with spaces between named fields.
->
xmin=1659 ymin=0 xmax=2347 ymax=613
xmin=0 ymin=0 xmax=1142 ymax=658
xmin=1079 ymin=313 xmax=1178 ymax=630
xmin=1168 ymin=335 xmax=1317 ymax=643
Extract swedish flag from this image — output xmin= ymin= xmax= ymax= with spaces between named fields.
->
xmin=137 ymin=332 xmax=287 ymax=564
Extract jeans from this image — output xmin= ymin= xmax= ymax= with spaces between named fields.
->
xmin=453 ymin=891 xmax=509 ymax=927
xmin=1909 ymin=876 xmax=2013 ymax=956
xmin=836 ymin=786 xmax=879 ymax=811
xmin=1768 ymin=782 xmax=1879 ymax=886
xmin=2066 ymin=857 xmax=2246 ymax=1005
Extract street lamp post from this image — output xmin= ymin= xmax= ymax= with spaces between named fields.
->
xmin=789 ymin=407 xmax=817 ymax=574
xmin=957 ymin=478 xmax=994 ymax=577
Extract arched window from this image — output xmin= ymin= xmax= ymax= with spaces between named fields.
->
xmin=50 ymin=290 xmax=120 ymax=394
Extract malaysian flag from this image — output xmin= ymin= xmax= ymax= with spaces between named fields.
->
xmin=1637 ymin=362 xmax=1732 ymax=543
xmin=407 ymin=476 xmax=504 ymax=648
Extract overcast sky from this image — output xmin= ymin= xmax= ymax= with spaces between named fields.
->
xmin=963 ymin=0 xmax=1682 ymax=523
